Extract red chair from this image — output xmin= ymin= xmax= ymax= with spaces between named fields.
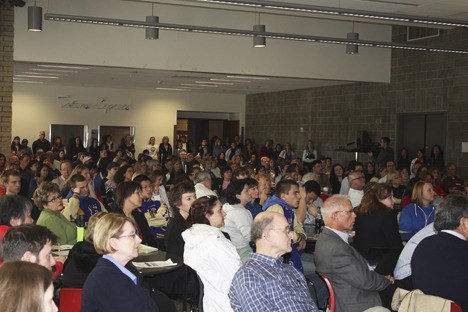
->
xmin=451 ymin=303 xmax=463 ymax=312
xmin=319 ymin=273 xmax=336 ymax=312
xmin=59 ymin=288 xmax=82 ymax=312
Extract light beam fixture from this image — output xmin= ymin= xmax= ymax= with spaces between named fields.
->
xmin=28 ymin=0 xmax=42 ymax=31
xmin=44 ymin=13 xmax=468 ymax=54
xmin=253 ymin=24 xmax=266 ymax=47
xmin=198 ymin=0 xmax=468 ymax=29
xmin=253 ymin=13 xmax=266 ymax=47
xmin=346 ymin=23 xmax=358 ymax=54
xmin=146 ymin=4 xmax=159 ymax=40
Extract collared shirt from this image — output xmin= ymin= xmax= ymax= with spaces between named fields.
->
xmin=102 ymin=255 xmax=137 ymax=285
xmin=229 ymin=253 xmax=319 ymax=312
xmin=441 ymin=229 xmax=466 ymax=241
xmin=394 ymin=223 xmax=435 ymax=280
xmin=325 ymin=226 xmax=350 ymax=244
xmin=348 ymin=188 xmax=364 ymax=208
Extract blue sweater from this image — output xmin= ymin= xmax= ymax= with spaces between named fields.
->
xmin=399 ymin=203 xmax=435 ymax=241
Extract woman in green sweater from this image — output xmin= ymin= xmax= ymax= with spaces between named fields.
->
xmin=33 ymin=182 xmax=77 ymax=245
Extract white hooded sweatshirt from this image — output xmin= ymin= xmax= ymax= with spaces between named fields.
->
xmin=182 ymin=224 xmax=241 ymax=312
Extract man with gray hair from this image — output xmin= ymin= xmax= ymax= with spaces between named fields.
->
xmin=194 ymin=170 xmax=216 ymax=198
xmin=315 ymin=195 xmax=393 ymax=312
xmin=229 ymin=211 xmax=319 ymax=311
xmin=411 ymin=195 xmax=468 ymax=311
xmin=347 ymin=171 xmax=365 ymax=208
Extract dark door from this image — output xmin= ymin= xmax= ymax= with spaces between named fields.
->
xmin=397 ymin=112 xmax=447 ymax=159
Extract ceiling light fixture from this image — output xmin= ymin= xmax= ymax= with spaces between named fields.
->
xmin=198 ymin=0 xmax=468 ymax=29
xmin=253 ymin=24 xmax=266 ymax=47
xmin=146 ymin=4 xmax=159 ymax=40
xmin=346 ymin=23 xmax=358 ymax=55
xmin=253 ymin=13 xmax=266 ymax=48
xmin=37 ymin=64 xmax=90 ymax=69
xmin=28 ymin=0 xmax=42 ymax=31
xmin=43 ymin=13 xmax=468 ymax=54
xmin=14 ymin=74 xmax=59 ymax=79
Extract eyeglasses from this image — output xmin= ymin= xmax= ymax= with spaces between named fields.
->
xmin=335 ymin=209 xmax=354 ymax=215
xmin=269 ymin=227 xmax=292 ymax=235
xmin=350 ymin=177 xmax=365 ymax=181
xmin=117 ymin=233 xmax=138 ymax=239
xmin=47 ymin=196 xmax=62 ymax=203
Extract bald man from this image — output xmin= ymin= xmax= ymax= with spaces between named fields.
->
xmin=32 ymin=130 xmax=51 ymax=154
xmin=314 ymin=195 xmax=393 ymax=312
xmin=229 ymin=212 xmax=318 ymax=312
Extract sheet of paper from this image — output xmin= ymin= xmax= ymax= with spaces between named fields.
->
xmin=133 ymin=259 xmax=177 ymax=269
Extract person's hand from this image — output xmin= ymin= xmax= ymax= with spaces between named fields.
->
xmin=299 ymin=186 xmax=307 ymax=200
xmin=307 ymin=202 xmax=318 ymax=217
xmin=297 ymin=237 xmax=306 ymax=251
xmin=72 ymin=187 xmax=80 ymax=194
xmin=384 ymin=275 xmax=395 ymax=284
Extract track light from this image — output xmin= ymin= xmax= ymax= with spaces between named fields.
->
xmin=44 ymin=13 xmax=468 ymax=54
xmin=28 ymin=1 xmax=42 ymax=31
xmin=145 ymin=4 xmax=159 ymax=40
xmin=346 ymin=32 xmax=359 ymax=54
xmin=146 ymin=15 xmax=159 ymax=39
xmin=253 ymin=24 xmax=266 ymax=48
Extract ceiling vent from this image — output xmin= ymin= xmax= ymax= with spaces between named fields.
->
xmin=407 ymin=26 xmax=440 ymax=41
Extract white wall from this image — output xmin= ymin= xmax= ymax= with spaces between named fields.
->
xmin=14 ymin=0 xmax=392 ymax=83
xmin=13 ymin=84 xmax=245 ymax=153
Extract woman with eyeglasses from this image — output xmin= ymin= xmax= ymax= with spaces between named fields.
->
xmin=33 ymin=181 xmax=77 ymax=245
xmin=353 ymin=183 xmax=403 ymax=272
xmin=81 ymin=213 xmax=159 ymax=312
xmin=182 ymin=196 xmax=241 ymax=312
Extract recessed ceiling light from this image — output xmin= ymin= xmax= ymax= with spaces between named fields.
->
xmin=227 ymin=75 xmax=270 ymax=80
xmin=210 ymin=78 xmax=250 ymax=83
xmin=14 ymin=80 xmax=44 ymax=84
xmin=29 ymin=68 xmax=78 ymax=73
xmin=181 ymin=83 xmax=218 ymax=88
xmin=195 ymin=81 xmax=234 ymax=85
xmin=156 ymin=87 xmax=190 ymax=91
xmin=23 ymin=72 xmax=67 ymax=76
xmin=14 ymin=75 xmax=60 ymax=79
xmin=37 ymin=65 xmax=89 ymax=70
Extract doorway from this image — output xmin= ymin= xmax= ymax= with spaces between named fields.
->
xmin=397 ymin=112 xmax=447 ymax=159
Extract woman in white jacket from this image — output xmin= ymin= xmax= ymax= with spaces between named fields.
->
xmin=182 ymin=196 xmax=241 ymax=312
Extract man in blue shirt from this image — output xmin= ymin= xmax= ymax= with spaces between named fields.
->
xmin=229 ymin=211 xmax=319 ymax=312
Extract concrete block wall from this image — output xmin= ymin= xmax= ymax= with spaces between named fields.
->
xmin=246 ymin=26 xmax=468 ymax=178
xmin=0 ymin=3 xmax=14 ymax=154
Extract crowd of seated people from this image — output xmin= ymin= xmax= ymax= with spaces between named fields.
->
xmin=0 ymin=131 xmax=466 ymax=311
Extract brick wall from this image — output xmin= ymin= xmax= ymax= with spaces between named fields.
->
xmin=246 ymin=26 xmax=468 ymax=178
xmin=0 ymin=3 xmax=14 ymax=154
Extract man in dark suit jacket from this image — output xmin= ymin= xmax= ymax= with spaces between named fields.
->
xmin=315 ymin=195 xmax=392 ymax=312
xmin=411 ymin=195 xmax=468 ymax=311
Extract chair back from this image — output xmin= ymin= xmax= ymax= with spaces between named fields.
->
xmin=451 ymin=303 xmax=463 ymax=312
xmin=319 ymin=273 xmax=336 ymax=312
xmin=59 ymin=288 xmax=82 ymax=312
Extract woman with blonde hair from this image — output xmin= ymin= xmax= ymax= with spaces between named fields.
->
xmin=0 ymin=261 xmax=58 ymax=312
xmin=62 ymin=211 xmax=107 ymax=288
xmin=81 ymin=213 xmax=158 ymax=311
xmin=399 ymin=181 xmax=436 ymax=241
